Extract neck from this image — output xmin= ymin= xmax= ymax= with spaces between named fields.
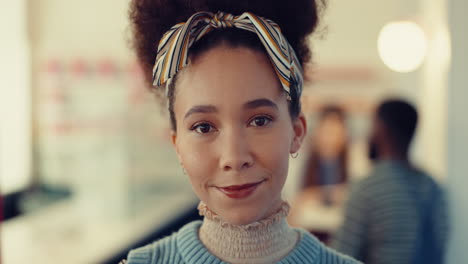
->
xmin=382 ymin=153 xmax=409 ymax=163
xmin=379 ymin=142 xmax=409 ymax=162
xmin=198 ymin=201 xmax=299 ymax=264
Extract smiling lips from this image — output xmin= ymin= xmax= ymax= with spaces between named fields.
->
xmin=216 ymin=180 xmax=264 ymax=199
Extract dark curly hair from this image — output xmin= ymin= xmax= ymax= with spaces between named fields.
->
xmin=129 ymin=0 xmax=325 ymax=131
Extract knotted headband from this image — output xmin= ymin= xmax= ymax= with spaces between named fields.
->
xmin=152 ymin=11 xmax=303 ymax=99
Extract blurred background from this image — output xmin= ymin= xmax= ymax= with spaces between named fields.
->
xmin=1 ymin=0 xmax=467 ymax=263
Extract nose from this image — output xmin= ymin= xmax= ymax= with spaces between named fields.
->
xmin=218 ymin=128 xmax=254 ymax=172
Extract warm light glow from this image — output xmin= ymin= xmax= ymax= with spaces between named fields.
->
xmin=378 ymin=21 xmax=427 ymax=73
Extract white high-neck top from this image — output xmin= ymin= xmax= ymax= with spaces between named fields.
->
xmin=197 ymin=201 xmax=299 ymax=264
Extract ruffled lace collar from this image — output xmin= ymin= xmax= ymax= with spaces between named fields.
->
xmin=197 ymin=201 xmax=299 ymax=264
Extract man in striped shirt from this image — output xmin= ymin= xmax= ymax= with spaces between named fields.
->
xmin=331 ymin=99 xmax=449 ymax=264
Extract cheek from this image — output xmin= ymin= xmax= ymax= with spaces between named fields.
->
xmin=177 ymin=137 xmax=216 ymax=192
xmin=255 ymin=131 xmax=291 ymax=183
xmin=272 ymin=148 xmax=290 ymax=186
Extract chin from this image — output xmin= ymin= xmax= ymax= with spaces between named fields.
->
xmin=222 ymin=211 xmax=261 ymax=225
xmin=217 ymin=203 xmax=269 ymax=225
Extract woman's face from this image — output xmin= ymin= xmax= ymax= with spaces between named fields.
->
xmin=171 ymin=45 xmax=306 ymax=225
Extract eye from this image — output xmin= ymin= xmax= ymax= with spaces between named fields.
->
xmin=249 ymin=116 xmax=272 ymax=127
xmin=191 ymin=123 xmax=216 ymax=134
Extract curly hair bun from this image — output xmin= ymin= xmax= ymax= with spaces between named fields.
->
xmin=129 ymin=0 xmax=325 ymax=87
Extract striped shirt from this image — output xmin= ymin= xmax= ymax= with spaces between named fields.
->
xmin=331 ymin=160 xmax=449 ymax=264
xmin=126 ymin=220 xmax=360 ymax=264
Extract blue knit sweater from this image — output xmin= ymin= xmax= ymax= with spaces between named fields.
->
xmin=126 ymin=220 xmax=360 ymax=264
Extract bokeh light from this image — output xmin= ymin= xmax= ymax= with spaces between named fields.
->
xmin=378 ymin=21 xmax=427 ymax=73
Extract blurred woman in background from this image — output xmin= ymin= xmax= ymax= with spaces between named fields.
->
xmin=302 ymin=105 xmax=349 ymax=206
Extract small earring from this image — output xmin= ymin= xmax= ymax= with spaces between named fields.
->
xmin=181 ymin=167 xmax=187 ymax=175
xmin=290 ymin=152 xmax=299 ymax=159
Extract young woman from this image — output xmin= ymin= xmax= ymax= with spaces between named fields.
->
xmin=302 ymin=105 xmax=349 ymax=206
xmin=124 ymin=0 xmax=360 ymax=263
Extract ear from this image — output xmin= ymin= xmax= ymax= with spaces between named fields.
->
xmin=290 ymin=112 xmax=307 ymax=154
xmin=171 ymin=130 xmax=182 ymax=162
xmin=374 ymin=119 xmax=387 ymax=142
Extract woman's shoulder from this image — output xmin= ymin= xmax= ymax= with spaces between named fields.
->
xmin=291 ymin=228 xmax=362 ymax=264
xmin=123 ymin=221 xmax=360 ymax=264
xmin=125 ymin=220 xmax=205 ymax=264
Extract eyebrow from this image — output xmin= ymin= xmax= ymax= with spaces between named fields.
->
xmin=183 ymin=98 xmax=278 ymax=120
xmin=243 ymin=98 xmax=279 ymax=111
xmin=184 ymin=105 xmax=218 ymax=120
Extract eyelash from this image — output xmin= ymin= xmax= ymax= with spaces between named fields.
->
xmin=190 ymin=122 xmax=217 ymax=134
xmin=248 ymin=115 xmax=273 ymax=127
xmin=190 ymin=115 xmax=274 ymax=134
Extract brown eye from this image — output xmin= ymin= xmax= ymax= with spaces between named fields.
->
xmin=193 ymin=123 xmax=215 ymax=134
xmin=249 ymin=116 xmax=272 ymax=127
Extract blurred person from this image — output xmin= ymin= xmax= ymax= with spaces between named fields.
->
xmin=331 ymin=99 xmax=449 ymax=264
xmin=302 ymin=105 xmax=349 ymax=206
xmin=123 ymin=0 xmax=360 ymax=263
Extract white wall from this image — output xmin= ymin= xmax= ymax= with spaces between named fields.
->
xmin=0 ymin=0 xmax=32 ymax=194
xmin=29 ymin=0 xmax=133 ymax=61
xmin=446 ymin=0 xmax=468 ymax=262
xmin=313 ymin=0 xmax=419 ymax=66
xmin=416 ymin=0 xmax=450 ymax=180
xmin=0 ymin=0 xmax=134 ymax=195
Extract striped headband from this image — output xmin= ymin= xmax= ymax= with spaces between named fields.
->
xmin=152 ymin=11 xmax=304 ymax=99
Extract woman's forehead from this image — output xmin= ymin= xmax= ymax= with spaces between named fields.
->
xmin=175 ymin=46 xmax=285 ymax=109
